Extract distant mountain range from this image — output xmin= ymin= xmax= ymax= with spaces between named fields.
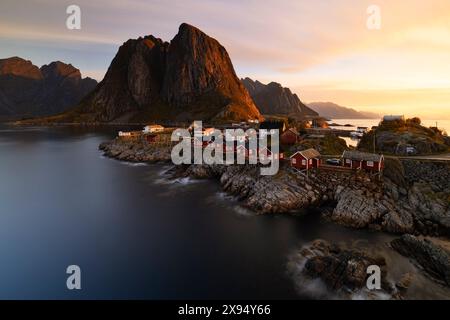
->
xmin=242 ymin=78 xmax=318 ymax=119
xmin=0 ymin=57 xmax=97 ymax=120
xmin=4 ymin=25 xmax=383 ymax=125
xmin=307 ymin=102 xmax=380 ymax=119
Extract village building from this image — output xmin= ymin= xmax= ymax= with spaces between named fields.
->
xmin=357 ymin=127 xmax=369 ymax=133
xmin=203 ymin=128 xmax=216 ymax=137
xmin=143 ymin=124 xmax=165 ymax=133
xmin=236 ymin=144 xmax=249 ymax=158
xmin=258 ymin=146 xmax=284 ymax=161
xmin=290 ymin=148 xmax=321 ymax=170
xmin=118 ymin=130 xmax=142 ymax=138
xmin=342 ymin=150 xmax=384 ymax=172
xmin=280 ymin=128 xmax=300 ymax=145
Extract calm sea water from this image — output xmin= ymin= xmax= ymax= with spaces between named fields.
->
xmin=0 ymin=125 xmax=448 ymax=299
xmin=329 ymin=119 xmax=450 ymax=148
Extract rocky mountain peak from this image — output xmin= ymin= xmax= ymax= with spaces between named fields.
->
xmin=71 ymin=23 xmax=261 ymax=123
xmin=41 ymin=61 xmax=81 ymax=80
xmin=0 ymin=57 xmax=97 ymax=118
xmin=242 ymin=77 xmax=318 ymax=119
xmin=0 ymin=57 xmax=43 ymax=80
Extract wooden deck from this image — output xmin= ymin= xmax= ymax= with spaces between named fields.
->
xmin=319 ymin=164 xmax=354 ymax=172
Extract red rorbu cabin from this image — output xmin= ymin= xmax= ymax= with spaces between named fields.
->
xmin=342 ymin=150 xmax=384 ymax=172
xmin=280 ymin=128 xmax=300 ymax=145
xmin=290 ymin=148 xmax=321 ymax=170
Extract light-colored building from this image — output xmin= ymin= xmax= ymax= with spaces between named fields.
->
xmin=143 ymin=124 xmax=165 ymax=133
xmin=118 ymin=131 xmax=142 ymax=138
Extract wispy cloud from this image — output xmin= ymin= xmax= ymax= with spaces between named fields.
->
xmin=1 ymin=0 xmax=450 ymax=117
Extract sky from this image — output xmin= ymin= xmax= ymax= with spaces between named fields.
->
xmin=1 ymin=0 xmax=450 ymax=119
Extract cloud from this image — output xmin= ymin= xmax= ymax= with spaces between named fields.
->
xmin=1 ymin=0 xmax=450 ymax=116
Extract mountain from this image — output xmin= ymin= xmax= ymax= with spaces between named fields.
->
xmin=242 ymin=78 xmax=318 ymax=119
xmin=307 ymin=102 xmax=380 ymax=119
xmin=52 ymin=23 xmax=261 ymax=123
xmin=0 ymin=57 xmax=97 ymax=119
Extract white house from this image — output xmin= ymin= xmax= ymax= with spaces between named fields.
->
xmin=143 ymin=124 xmax=165 ymax=133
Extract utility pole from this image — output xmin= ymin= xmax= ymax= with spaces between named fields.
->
xmin=373 ymin=131 xmax=376 ymax=153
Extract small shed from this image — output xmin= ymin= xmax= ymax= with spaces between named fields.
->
xmin=290 ymin=148 xmax=321 ymax=170
xmin=342 ymin=150 xmax=384 ymax=172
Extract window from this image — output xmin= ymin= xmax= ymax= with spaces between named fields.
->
xmin=292 ymin=159 xmax=297 ymax=164
xmin=367 ymin=161 xmax=374 ymax=167
xmin=346 ymin=159 xmax=351 ymax=164
xmin=302 ymin=160 xmax=307 ymax=166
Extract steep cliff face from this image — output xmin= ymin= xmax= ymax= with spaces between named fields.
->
xmin=70 ymin=23 xmax=261 ymax=123
xmin=242 ymin=77 xmax=317 ymax=119
xmin=162 ymin=24 xmax=260 ymax=121
xmin=0 ymin=57 xmax=97 ymax=119
xmin=84 ymin=36 xmax=168 ymax=121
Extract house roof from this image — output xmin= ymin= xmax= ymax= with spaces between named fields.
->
xmin=342 ymin=150 xmax=383 ymax=162
xmin=291 ymin=148 xmax=321 ymax=159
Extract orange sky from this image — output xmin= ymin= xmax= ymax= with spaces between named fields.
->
xmin=1 ymin=0 xmax=449 ymax=119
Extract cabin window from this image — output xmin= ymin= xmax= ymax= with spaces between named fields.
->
xmin=302 ymin=159 xmax=307 ymax=166
xmin=367 ymin=161 xmax=374 ymax=167
xmin=292 ymin=159 xmax=297 ymax=165
xmin=346 ymin=159 xmax=351 ymax=164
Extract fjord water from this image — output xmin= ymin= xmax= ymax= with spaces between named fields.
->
xmin=0 ymin=125 xmax=448 ymax=299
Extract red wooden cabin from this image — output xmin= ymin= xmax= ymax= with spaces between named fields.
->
xmin=342 ymin=150 xmax=384 ymax=172
xmin=290 ymin=148 xmax=321 ymax=170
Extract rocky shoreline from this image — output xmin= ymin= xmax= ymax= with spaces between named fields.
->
xmin=99 ymin=138 xmax=450 ymax=236
xmin=99 ymin=138 xmax=450 ymax=297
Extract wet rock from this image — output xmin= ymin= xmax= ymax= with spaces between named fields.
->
xmin=287 ymin=240 xmax=393 ymax=299
xmin=396 ymin=272 xmax=414 ymax=291
xmin=391 ymin=235 xmax=450 ymax=287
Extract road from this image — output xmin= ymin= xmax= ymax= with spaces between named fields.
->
xmin=393 ymin=153 xmax=450 ymax=161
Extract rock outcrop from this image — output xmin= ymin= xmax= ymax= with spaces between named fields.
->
xmin=58 ymin=23 xmax=262 ymax=123
xmin=242 ymin=78 xmax=317 ymax=119
xmin=99 ymin=139 xmax=172 ymax=163
xmin=359 ymin=120 xmax=450 ymax=155
xmin=287 ymin=240 xmax=393 ymax=299
xmin=0 ymin=57 xmax=97 ymax=119
xmin=391 ymin=235 xmax=450 ymax=287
